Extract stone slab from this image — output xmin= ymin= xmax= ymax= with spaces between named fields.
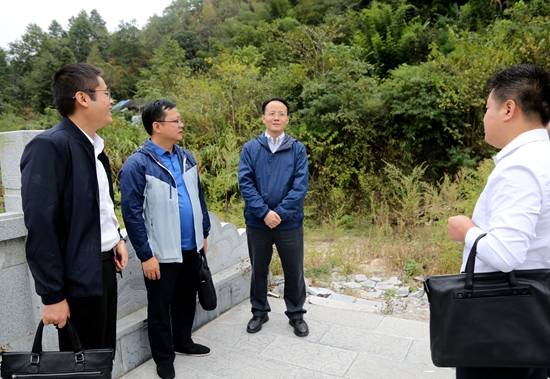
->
xmin=308 ymin=286 xmax=334 ymax=297
xmin=197 ymin=312 xmax=330 ymax=349
xmin=329 ymin=293 xmax=357 ymax=303
xmin=307 ymin=299 xmax=384 ymax=331
xmin=119 ymin=359 xmax=222 ymax=379
xmin=116 ymin=240 xmax=147 ymax=319
xmin=0 ymin=264 xmax=34 ymax=344
xmin=0 ymin=213 xmax=26 ymax=241
xmin=207 ymin=214 xmax=249 ymax=274
xmin=113 ymin=316 xmax=150 ymax=378
xmin=122 ymin=343 xmax=326 ymax=379
xmin=116 ymin=307 xmax=148 ymax=338
xmin=374 ymin=316 xmax=430 ymax=341
xmin=309 ymin=295 xmax=380 ymax=313
xmin=261 ymin=335 xmax=357 ymax=376
xmin=320 ymin=324 xmax=412 ymax=361
xmin=405 ymin=339 xmax=435 ymax=365
xmin=0 ymin=236 xmax=26 ymax=269
xmin=0 ymin=130 xmax=43 ymax=213
xmin=346 ymin=352 xmax=454 ymax=379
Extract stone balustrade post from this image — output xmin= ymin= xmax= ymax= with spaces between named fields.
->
xmin=0 ymin=130 xmax=43 ymax=213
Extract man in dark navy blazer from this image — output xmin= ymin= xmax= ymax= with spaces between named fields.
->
xmin=20 ymin=63 xmax=128 ymax=354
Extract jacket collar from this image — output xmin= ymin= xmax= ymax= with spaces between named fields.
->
xmin=142 ymin=139 xmax=180 ymax=155
xmin=146 ymin=139 xmax=176 ymax=158
xmin=61 ymin=117 xmax=95 ymax=150
xmin=140 ymin=139 xmax=189 ymax=167
xmin=257 ymin=133 xmax=295 ymax=152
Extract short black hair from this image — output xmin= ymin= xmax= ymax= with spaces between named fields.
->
xmin=141 ymin=99 xmax=177 ymax=135
xmin=488 ymin=64 xmax=550 ymax=125
xmin=261 ymin=97 xmax=290 ymax=114
xmin=52 ymin=63 xmax=103 ymax=117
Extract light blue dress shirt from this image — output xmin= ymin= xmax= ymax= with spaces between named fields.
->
xmin=150 ymin=141 xmax=196 ymax=251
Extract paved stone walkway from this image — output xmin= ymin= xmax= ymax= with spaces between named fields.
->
xmin=121 ymin=297 xmax=453 ymax=378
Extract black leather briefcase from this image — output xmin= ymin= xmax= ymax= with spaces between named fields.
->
xmin=1 ymin=320 xmax=113 ymax=378
xmin=198 ymin=249 xmax=217 ymax=311
xmin=424 ymin=234 xmax=550 ymax=367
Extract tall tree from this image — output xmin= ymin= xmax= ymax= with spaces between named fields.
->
xmin=0 ymin=48 xmax=10 ymax=113
xmin=107 ymin=22 xmax=148 ymax=98
xmin=68 ymin=10 xmax=109 ymax=61
xmin=7 ymin=24 xmax=49 ymax=107
xmin=136 ymin=38 xmax=190 ymax=99
xmin=48 ymin=20 xmax=66 ymax=39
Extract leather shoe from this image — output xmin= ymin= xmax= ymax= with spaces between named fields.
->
xmin=246 ymin=314 xmax=269 ymax=333
xmin=289 ymin=318 xmax=309 ymax=337
xmin=175 ymin=342 xmax=210 ymax=356
xmin=156 ymin=362 xmax=175 ymax=379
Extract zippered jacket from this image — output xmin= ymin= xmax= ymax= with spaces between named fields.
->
xmin=120 ymin=140 xmax=210 ymax=263
xmin=238 ymin=134 xmax=308 ymax=230
xmin=20 ymin=118 xmax=115 ymax=304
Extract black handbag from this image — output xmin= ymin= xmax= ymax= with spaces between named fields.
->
xmin=198 ymin=249 xmax=217 ymax=311
xmin=1 ymin=320 xmax=113 ymax=378
xmin=424 ymin=233 xmax=550 ymax=368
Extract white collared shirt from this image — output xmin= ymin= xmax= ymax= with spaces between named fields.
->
xmin=77 ymin=128 xmax=120 ymax=252
xmin=462 ymin=128 xmax=550 ymax=273
xmin=265 ymin=131 xmax=285 ymax=153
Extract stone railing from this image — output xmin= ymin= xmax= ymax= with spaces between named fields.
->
xmin=0 ymin=131 xmax=251 ymax=377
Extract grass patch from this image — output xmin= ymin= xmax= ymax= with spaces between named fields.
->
xmin=266 ymin=219 xmax=467 ymax=285
xmin=292 ymin=222 xmax=465 ymax=285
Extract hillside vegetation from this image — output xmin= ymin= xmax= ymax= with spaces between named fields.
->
xmin=0 ymin=0 xmax=548 ymax=276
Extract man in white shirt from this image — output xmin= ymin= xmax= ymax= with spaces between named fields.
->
xmin=447 ymin=64 xmax=550 ymax=379
xmin=21 ymin=63 xmax=128 ymax=356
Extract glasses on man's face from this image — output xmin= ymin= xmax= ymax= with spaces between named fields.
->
xmin=265 ymin=112 xmax=288 ymax=118
xmin=80 ymin=88 xmax=112 ymax=98
xmin=72 ymin=88 xmax=112 ymax=100
xmin=157 ymin=119 xmax=184 ymax=126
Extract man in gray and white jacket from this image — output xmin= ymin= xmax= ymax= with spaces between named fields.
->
xmin=120 ymin=99 xmax=211 ymax=379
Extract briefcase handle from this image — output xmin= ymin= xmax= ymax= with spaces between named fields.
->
xmin=31 ymin=320 xmax=83 ymax=354
xmin=463 ymin=233 xmax=518 ymax=290
xmin=200 ymin=249 xmax=210 ymax=268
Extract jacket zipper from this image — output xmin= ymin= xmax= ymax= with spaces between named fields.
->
xmin=145 ymin=151 xmax=178 ymax=200
xmin=12 ymin=371 xmax=102 ymax=378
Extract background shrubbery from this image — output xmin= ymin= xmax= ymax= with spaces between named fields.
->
xmin=1 ymin=0 xmax=548 ymax=276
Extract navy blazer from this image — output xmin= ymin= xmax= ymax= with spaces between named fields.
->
xmin=21 ymin=117 xmax=114 ymax=305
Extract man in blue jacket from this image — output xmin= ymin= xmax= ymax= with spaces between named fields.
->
xmin=238 ymin=97 xmax=309 ymax=337
xmin=20 ymin=63 xmax=128 ymax=354
xmin=120 ymin=99 xmax=211 ymax=379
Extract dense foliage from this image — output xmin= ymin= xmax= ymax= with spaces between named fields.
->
xmin=1 ymin=0 xmax=549 ymax=225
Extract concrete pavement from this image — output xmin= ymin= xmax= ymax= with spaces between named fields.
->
xmin=120 ymin=296 xmax=453 ymax=378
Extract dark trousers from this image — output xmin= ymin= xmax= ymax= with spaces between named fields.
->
xmin=456 ymin=367 xmax=548 ymax=379
xmin=247 ymin=226 xmax=306 ymax=320
xmin=59 ymin=251 xmax=117 ymax=355
xmin=144 ymin=251 xmax=200 ymax=365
